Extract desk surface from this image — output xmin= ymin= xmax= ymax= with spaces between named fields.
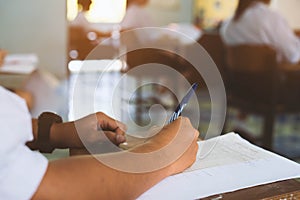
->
xmin=201 ymin=179 xmax=300 ymax=200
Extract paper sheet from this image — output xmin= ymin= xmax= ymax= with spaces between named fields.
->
xmin=138 ymin=133 xmax=300 ymax=200
xmin=0 ymin=64 xmax=36 ymax=74
xmin=0 ymin=54 xmax=37 ymax=74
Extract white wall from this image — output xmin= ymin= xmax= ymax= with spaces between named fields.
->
xmin=0 ymin=1 xmax=67 ymax=79
xmin=271 ymin=0 xmax=300 ymax=29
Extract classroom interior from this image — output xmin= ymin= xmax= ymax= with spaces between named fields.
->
xmin=0 ymin=0 xmax=300 ymax=163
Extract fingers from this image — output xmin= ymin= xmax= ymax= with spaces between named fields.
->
xmin=103 ymin=131 xmax=126 ymax=145
xmin=96 ymin=112 xmax=127 ymax=132
xmin=95 ymin=112 xmax=127 ymax=145
xmin=96 ymin=112 xmax=126 ymax=135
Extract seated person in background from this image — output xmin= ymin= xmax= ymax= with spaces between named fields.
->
xmin=69 ymin=0 xmax=92 ymax=32
xmin=0 ymin=49 xmax=33 ymax=110
xmin=120 ymin=0 xmax=154 ymax=30
xmin=0 ymin=86 xmax=199 ymax=199
xmin=220 ymin=0 xmax=300 ymax=65
xmin=69 ymin=0 xmax=111 ymax=38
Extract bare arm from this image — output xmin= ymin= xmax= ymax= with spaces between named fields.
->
xmin=32 ymin=117 xmax=199 ymax=200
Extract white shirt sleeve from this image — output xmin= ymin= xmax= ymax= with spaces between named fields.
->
xmin=266 ymin=10 xmax=300 ymax=63
xmin=0 ymin=86 xmax=48 ymax=200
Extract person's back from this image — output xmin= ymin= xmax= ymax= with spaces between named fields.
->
xmin=221 ymin=0 xmax=300 ymax=64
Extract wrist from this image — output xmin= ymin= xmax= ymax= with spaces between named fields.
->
xmin=37 ymin=112 xmax=63 ymax=153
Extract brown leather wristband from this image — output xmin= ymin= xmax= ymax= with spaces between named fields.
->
xmin=37 ymin=112 xmax=63 ymax=153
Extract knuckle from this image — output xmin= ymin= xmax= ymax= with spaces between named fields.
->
xmin=182 ymin=117 xmax=192 ymax=125
xmin=194 ymin=129 xmax=200 ymax=138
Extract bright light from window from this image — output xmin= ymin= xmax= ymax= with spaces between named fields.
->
xmin=67 ymin=0 xmax=78 ymax=21
xmin=67 ymin=0 xmax=127 ymax=23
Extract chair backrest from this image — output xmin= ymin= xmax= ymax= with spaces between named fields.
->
xmin=68 ymin=26 xmax=96 ymax=60
xmin=124 ymin=48 xmax=204 ymax=86
xmin=225 ymin=45 xmax=277 ymax=73
xmin=198 ymin=32 xmax=226 ymax=77
xmin=225 ymin=45 xmax=278 ymax=104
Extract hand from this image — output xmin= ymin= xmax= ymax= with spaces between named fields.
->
xmin=51 ymin=112 xmax=127 ymax=149
xmin=129 ymin=117 xmax=199 ymax=174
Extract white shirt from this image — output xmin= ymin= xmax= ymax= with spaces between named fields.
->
xmin=70 ymin=11 xmax=91 ymax=32
xmin=119 ymin=4 xmax=155 ymax=44
xmin=221 ymin=2 xmax=300 ymax=64
xmin=0 ymin=86 xmax=48 ymax=200
xmin=120 ymin=4 xmax=154 ymax=29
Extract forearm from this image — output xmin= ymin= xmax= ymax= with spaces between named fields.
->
xmin=32 ymin=117 xmax=198 ymax=199
xmin=32 ymin=155 xmax=171 ymax=200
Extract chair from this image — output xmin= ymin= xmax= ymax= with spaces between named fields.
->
xmin=224 ymin=45 xmax=282 ymax=151
xmin=124 ymin=48 xmax=204 ymax=125
xmin=197 ymin=31 xmax=227 ymax=81
xmin=68 ymin=26 xmax=97 ymax=61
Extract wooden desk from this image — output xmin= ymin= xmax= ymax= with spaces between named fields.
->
xmin=201 ymin=179 xmax=300 ymax=200
xmin=0 ymin=68 xmax=36 ymax=89
xmin=0 ymin=54 xmax=37 ymax=88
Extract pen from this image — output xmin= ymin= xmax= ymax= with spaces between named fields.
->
xmin=167 ymin=83 xmax=198 ymax=124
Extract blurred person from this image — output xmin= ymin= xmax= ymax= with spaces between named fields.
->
xmin=220 ymin=0 xmax=300 ymax=134
xmin=120 ymin=0 xmax=154 ymax=30
xmin=221 ymin=0 xmax=300 ymax=64
xmin=70 ymin=0 xmax=92 ymax=32
xmin=69 ymin=0 xmax=111 ymax=38
xmin=0 ymin=86 xmax=199 ymax=200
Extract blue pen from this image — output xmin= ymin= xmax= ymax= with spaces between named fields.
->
xmin=167 ymin=83 xmax=198 ymax=124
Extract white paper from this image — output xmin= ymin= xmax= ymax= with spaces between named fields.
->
xmin=0 ymin=54 xmax=37 ymax=74
xmin=138 ymin=133 xmax=300 ymax=200
xmin=0 ymin=64 xmax=36 ymax=74
xmin=4 ymin=54 xmax=38 ymax=65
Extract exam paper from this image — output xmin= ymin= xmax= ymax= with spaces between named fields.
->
xmin=138 ymin=132 xmax=300 ymax=200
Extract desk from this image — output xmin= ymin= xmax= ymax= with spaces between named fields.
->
xmin=0 ymin=54 xmax=37 ymax=88
xmin=138 ymin=133 xmax=300 ymax=200
xmin=201 ymin=179 xmax=300 ymax=200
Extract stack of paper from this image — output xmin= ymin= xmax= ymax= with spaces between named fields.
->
xmin=138 ymin=132 xmax=300 ymax=200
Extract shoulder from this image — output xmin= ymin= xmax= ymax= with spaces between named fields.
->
xmin=0 ymin=86 xmax=48 ymax=200
xmin=253 ymin=2 xmax=284 ymax=21
xmin=220 ymin=18 xmax=231 ymax=36
xmin=0 ymin=86 xmax=26 ymax=109
xmin=0 ymin=86 xmax=32 ymax=150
